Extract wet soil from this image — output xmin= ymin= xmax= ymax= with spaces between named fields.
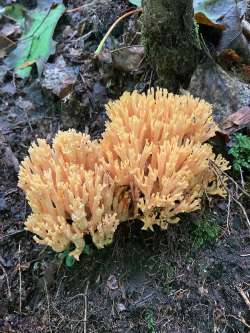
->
xmin=0 ymin=1 xmax=250 ymax=332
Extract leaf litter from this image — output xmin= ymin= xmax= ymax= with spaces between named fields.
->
xmin=0 ymin=0 xmax=250 ymax=332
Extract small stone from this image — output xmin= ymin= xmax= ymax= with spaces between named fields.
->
xmin=116 ymin=303 xmax=126 ymax=313
xmin=42 ymin=56 xmax=78 ymax=98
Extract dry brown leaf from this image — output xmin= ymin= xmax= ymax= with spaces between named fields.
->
xmin=221 ymin=106 xmax=250 ymax=135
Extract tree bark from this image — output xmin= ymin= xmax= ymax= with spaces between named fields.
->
xmin=142 ymin=0 xmax=200 ymax=92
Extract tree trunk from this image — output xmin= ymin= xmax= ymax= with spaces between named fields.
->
xmin=142 ymin=0 xmax=200 ymax=92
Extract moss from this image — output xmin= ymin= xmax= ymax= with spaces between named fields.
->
xmin=142 ymin=0 xmax=200 ymax=91
xmin=191 ymin=216 xmax=220 ymax=250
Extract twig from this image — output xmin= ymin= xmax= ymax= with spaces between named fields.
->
xmin=234 ymin=199 xmax=250 ymax=229
xmin=18 ymin=242 xmax=22 ymax=313
xmin=4 ymin=188 xmax=18 ymax=197
xmin=66 ymin=5 xmax=85 ymax=13
xmin=133 ymin=292 xmax=154 ymax=305
xmin=44 ymin=279 xmax=53 ymax=333
xmin=0 ymin=230 xmax=25 ymax=242
xmin=94 ymin=8 xmax=142 ymax=56
xmin=209 ymin=160 xmax=250 ymax=229
xmin=240 ymin=253 xmax=250 ymax=257
xmin=210 ymin=160 xmax=250 ymax=199
xmin=237 ymin=286 xmax=250 ymax=310
xmin=239 ymin=167 xmax=245 ymax=190
xmin=84 ymin=281 xmax=89 ymax=333
xmin=0 ymin=263 xmax=11 ymax=300
xmin=228 ymin=314 xmax=250 ymax=328
xmin=226 ymin=194 xmax=231 ymax=233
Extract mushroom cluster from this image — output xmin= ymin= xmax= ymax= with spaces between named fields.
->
xmin=19 ymin=89 xmax=229 ymax=259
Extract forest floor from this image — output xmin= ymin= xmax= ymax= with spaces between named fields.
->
xmin=0 ymin=0 xmax=250 ymax=332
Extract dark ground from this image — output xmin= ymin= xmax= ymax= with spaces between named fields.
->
xmin=0 ymin=1 xmax=250 ymax=332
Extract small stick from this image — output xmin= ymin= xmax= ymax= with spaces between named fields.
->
xmin=209 ymin=160 xmax=250 ymax=229
xmin=210 ymin=160 xmax=250 ymax=199
xmin=84 ymin=281 xmax=89 ymax=333
xmin=234 ymin=198 xmax=250 ymax=229
xmin=228 ymin=314 xmax=250 ymax=329
xmin=239 ymin=167 xmax=245 ymax=189
xmin=66 ymin=5 xmax=85 ymax=13
xmin=226 ymin=194 xmax=231 ymax=233
xmin=0 ymin=230 xmax=25 ymax=242
xmin=44 ymin=279 xmax=53 ymax=333
xmin=18 ymin=242 xmax=22 ymax=313
xmin=237 ymin=286 xmax=250 ymax=310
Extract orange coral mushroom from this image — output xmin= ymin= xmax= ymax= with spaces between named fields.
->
xmin=101 ymin=89 xmax=230 ymax=229
xmin=18 ymin=130 xmax=131 ymax=259
xmin=18 ymin=89 xmax=230 ymax=260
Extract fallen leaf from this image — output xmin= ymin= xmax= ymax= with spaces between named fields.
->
xmin=107 ymin=275 xmax=119 ymax=290
xmin=221 ymin=107 xmax=250 ymax=135
xmin=194 ymin=12 xmax=225 ymax=30
xmin=5 ymin=3 xmax=65 ymax=78
xmin=194 ymin=0 xmax=247 ymax=27
xmin=0 ymin=34 xmax=15 ymax=59
xmin=128 ymin=0 xmax=247 ymax=33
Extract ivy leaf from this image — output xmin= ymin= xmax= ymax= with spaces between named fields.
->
xmin=5 ymin=3 xmax=65 ymax=78
xmin=129 ymin=0 xmax=142 ymax=7
xmin=65 ymin=255 xmax=75 ymax=268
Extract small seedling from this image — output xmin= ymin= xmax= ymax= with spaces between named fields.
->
xmin=58 ymin=244 xmax=90 ymax=268
xmin=144 ymin=310 xmax=157 ymax=333
xmin=229 ymin=133 xmax=250 ymax=172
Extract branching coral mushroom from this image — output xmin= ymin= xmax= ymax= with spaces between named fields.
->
xmin=101 ymin=89 xmax=230 ymax=229
xmin=19 ymin=89 xmax=229 ymax=260
xmin=18 ymin=130 xmax=131 ymax=259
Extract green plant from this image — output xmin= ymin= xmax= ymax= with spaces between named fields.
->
xmin=5 ymin=3 xmax=65 ymax=78
xmin=192 ymin=220 xmax=220 ymax=250
xmin=159 ymin=263 xmax=176 ymax=293
xmin=144 ymin=311 xmax=157 ymax=333
xmin=58 ymin=244 xmax=90 ymax=268
xmin=129 ymin=0 xmax=142 ymax=6
xmin=229 ymin=133 xmax=250 ymax=172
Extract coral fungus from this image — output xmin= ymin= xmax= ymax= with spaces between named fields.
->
xmin=19 ymin=130 xmax=131 ymax=259
xmin=19 ymin=89 xmax=229 ymax=260
xmin=101 ymin=89 xmax=230 ymax=229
